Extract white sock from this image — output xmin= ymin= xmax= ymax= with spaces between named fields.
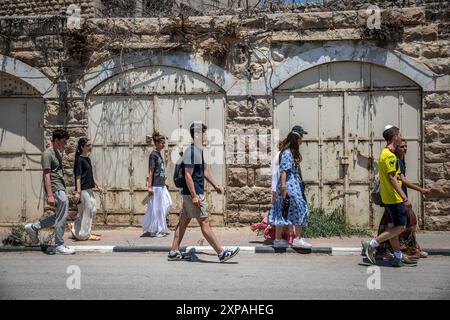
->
xmin=370 ymin=239 xmax=379 ymax=248
xmin=394 ymin=250 xmax=403 ymax=259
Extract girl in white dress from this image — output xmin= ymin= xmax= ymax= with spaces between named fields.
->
xmin=142 ymin=132 xmax=172 ymax=237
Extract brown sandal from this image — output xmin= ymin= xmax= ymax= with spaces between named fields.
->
xmin=88 ymin=235 xmax=101 ymax=241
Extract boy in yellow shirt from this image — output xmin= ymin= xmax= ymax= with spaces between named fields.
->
xmin=362 ymin=125 xmax=418 ymax=267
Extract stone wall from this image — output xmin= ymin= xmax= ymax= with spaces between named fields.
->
xmin=423 ymin=92 xmax=450 ymax=230
xmin=0 ymin=0 xmax=96 ymax=17
xmin=0 ymin=0 xmax=448 ymax=228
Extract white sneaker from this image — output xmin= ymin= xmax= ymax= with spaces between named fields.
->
xmin=273 ymin=239 xmax=289 ymax=248
xmin=292 ymin=238 xmax=312 ymax=249
xmin=55 ymin=245 xmax=75 ymax=255
xmin=25 ymin=223 xmax=39 ymax=244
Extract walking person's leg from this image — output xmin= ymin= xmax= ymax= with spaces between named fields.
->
xmin=53 ymin=191 xmax=74 ymax=254
xmin=26 ymin=202 xmax=59 ymax=244
xmin=198 ymin=217 xmax=223 ymax=254
xmin=363 ymin=203 xmax=415 ymax=266
xmin=26 ymin=191 xmax=68 ymax=245
xmin=168 ymin=197 xmax=192 ymax=261
xmin=170 ymin=213 xmax=191 ymax=253
xmin=292 ymin=225 xmax=312 ymax=249
xmin=72 ymin=191 xmax=85 ymax=240
xmin=76 ymin=190 xmax=97 ymax=240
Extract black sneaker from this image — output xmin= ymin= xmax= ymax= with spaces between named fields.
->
xmin=218 ymin=247 xmax=240 ymax=263
xmin=167 ymin=250 xmax=191 ymax=261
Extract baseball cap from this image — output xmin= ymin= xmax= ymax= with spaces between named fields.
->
xmin=292 ymin=125 xmax=308 ymax=135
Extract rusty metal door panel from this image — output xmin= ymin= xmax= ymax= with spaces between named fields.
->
xmin=0 ymin=171 xmax=22 ymax=222
xmin=0 ymin=102 xmax=25 ymax=152
xmin=347 ymin=93 xmax=370 ymax=139
xmin=401 ymin=92 xmax=421 ymax=139
xmin=328 ymin=62 xmax=363 ymax=89
xmin=304 ymin=185 xmax=320 ymax=209
xmin=25 ymin=170 xmax=43 ymax=221
xmin=401 ymin=91 xmax=421 ymax=183
xmin=0 ymin=98 xmax=44 ymax=223
xmin=322 ymin=184 xmax=344 ymax=211
xmin=300 ymin=141 xmax=319 ymax=182
xmin=0 ymin=154 xmax=22 ymax=168
xmin=404 ymin=141 xmax=420 ymax=182
xmin=104 ymin=190 xmax=130 ymax=212
xmin=25 ymin=99 xmax=44 ymax=153
xmin=292 ymin=94 xmax=319 ymax=139
xmin=131 ymin=98 xmax=153 ymax=144
xmin=348 ymin=141 xmax=370 ymax=182
xmin=157 ymin=96 xmax=181 ymax=143
xmin=205 ymin=96 xmax=225 ymax=214
xmin=26 ymin=154 xmax=42 ymax=170
xmin=131 ymin=146 xmax=151 ymax=215
xmin=273 ymin=94 xmax=290 ymax=137
xmin=88 ymin=98 xmax=106 ymax=145
xmin=371 ymin=65 xmax=419 ymax=88
xmin=372 ymin=92 xmax=401 ymax=136
xmin=321 ymin=94 xmax=343 ymax=139
xmin=103 ymin=147 xmax=130 ymax=189
xmin=277 ymin=67 xmax=320 ymax=92
xmin=131 ymin=147 xmax=151 ymax=190
xmin=347 ymin=185 xmax=370 ymax=226
xmin=103 ymin=98 xmax=130 ymax=143
xmin=322 ymin=142 xmax=345 ymax=182
xmin=180 ymin=96 xmax=207 ymax=131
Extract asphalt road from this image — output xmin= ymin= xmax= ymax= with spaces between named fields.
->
xmin=1 ymin=252 xmax=449 ymax=300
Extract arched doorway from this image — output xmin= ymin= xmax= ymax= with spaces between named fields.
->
xmin=0 ymin=72 xmax=45 ymax=223
xmin=273 ymin=61 xmax=422 ymax=228
xmin=87 ymin=65 xmax=226 ymax=226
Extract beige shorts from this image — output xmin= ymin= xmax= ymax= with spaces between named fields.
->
xmin=182 ymin=194 xmax=208 ymax=219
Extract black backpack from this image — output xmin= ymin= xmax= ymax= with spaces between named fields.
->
xmin=173 ymin=152 xmax=185 ymax=188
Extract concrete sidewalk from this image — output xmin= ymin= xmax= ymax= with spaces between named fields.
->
xmin=1 ymin=226 xmax=450 ymax=255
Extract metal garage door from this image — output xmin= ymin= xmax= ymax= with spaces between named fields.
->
xmin=87 ymin=66 xmax=226 ymax=226
xmin=0 ymin=72 xmax=44 ymax=223
xmin=274 ymin=62 xmax=422 ymax=228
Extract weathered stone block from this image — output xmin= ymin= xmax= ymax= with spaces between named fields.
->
xmin=266 ymin=13 xmax=299 ymax=31
xmin=237 ymin=211 xmax=262 ymax=224
xmin=255 ymin=99 xmax=271 ymax=117
xmin=424 ymin=92 xmax=450 ymax=110
xmin=332 ymin=11 xmax=358 ymax=28
xmin=255 ymin=168 xmax=272 ymax=188
xmin=424 ymin=163 xmax=446 ymax=180
xmin=425 ymin=215 xmax=450 ymax=231
xmin=424 ymin=108 xmax=450 ymax=122
xmin=299 ymin=12 xmax=333 ymax=30
xmin=424 ymin=199 xmax=450 ymax=217
xmin=424 ymin=179 xmax=450 ymax=199
xmin=425 ymin=141 xmax=450 ymax=163
xmin=403 ymin=24 xmax=438 ymax=42
xmin=227 ymin=168 xmax=248 ymax=187
xmin=391 ymin=7 xmax=425 ymax=26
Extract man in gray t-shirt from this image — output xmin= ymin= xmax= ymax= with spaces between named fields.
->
xmin=41 ymin=148 xmax=66 ymax=193
xmin=25 ymin=129 xmax=75 ymax=255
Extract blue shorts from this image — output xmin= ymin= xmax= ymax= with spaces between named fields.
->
xmin=385 ymin=203 xmax=408 ymax=226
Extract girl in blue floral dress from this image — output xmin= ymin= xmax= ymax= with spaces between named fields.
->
xmin=269 ymin=126 xmax=311 ymax=248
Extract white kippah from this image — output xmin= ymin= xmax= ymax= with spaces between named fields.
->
xmin=383 ymin=125 xmax=394 ymax=132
